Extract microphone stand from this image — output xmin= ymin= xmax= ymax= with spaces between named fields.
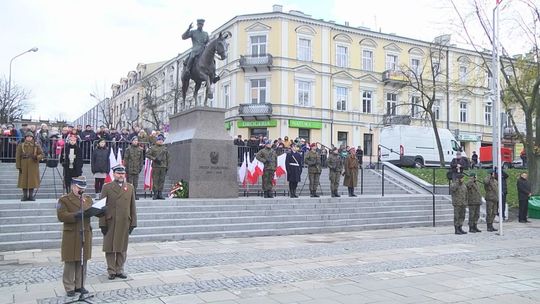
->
xmin=65 ymin=189 xmax=94 ymax=304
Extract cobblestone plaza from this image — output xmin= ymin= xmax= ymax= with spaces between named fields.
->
xmin=1 ymin=220 xmax=539 ymax=304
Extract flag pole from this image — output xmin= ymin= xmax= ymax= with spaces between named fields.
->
xmin=492 ymin=0 xmax=503 ymax=235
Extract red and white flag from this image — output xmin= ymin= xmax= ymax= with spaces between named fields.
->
xmin=238 ymin=152 xmax=248 ymax=188
xmin=105 ymin=148 xmax=118 ymax=183
xmin=275 ymin=153 xmax=287 ymax=178
xmin=247 ymin=156 xmax=264 ymax=185
xmin=143 ymin=158 xmax=153 ymax=190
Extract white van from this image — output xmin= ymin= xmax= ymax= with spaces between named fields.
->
xmin=379 ymin=125 xmax=465 ymax=167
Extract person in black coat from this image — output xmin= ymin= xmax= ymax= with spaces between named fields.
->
xmin=285 ymin=145 xmax=303 ymax=198
xmin=60 ymin=135 xmax=84 ymax=193
xmin=91 ymin=139 xmax=111 ymax=197
xmin=517 ymin=172 xmax=532 ymax=223
xmin=450 ymin=151 xmax=470 ymax=180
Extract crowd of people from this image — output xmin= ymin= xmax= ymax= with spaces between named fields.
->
xmin=243 ymin=134 xmax=365 ymax=198
xmin=9 ymin=123 xmax=171 ymax=201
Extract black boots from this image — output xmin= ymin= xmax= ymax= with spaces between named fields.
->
xmin=469 ymin=224 xmax=481 ymax=233
xmin=289 ymin=186 xmax=298 ymax=198
xmin=454 ymin=226 xmax=467 ymax=235
xmin=487 ymin=223 xmax=497 ymax=232
xmin=28 ymin=189 xmax=35 ymax=201
xmin=310 ymin=190 xmax=319 ymax=198
xmin=264 ymin=191 xmax=274 ymax=198
xmin=348 ymin=187 xmax=357 ymax=197
xmin=331 ymin=190 xmax=341 ymax=198
xmin=153 ymin=191 xmax=165 ymax=200
xmin=21 ymin=189 xmax=28 ymax=201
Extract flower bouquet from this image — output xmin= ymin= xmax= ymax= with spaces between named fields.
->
xmin=169 ymin=180 xmax=189 ymax=198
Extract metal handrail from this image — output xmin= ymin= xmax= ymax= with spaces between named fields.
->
xmin=381 ymin=163 xmax=437 ymax=227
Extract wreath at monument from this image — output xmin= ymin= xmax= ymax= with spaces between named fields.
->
xmin=169 ymin=180 xmax=189 ymax=198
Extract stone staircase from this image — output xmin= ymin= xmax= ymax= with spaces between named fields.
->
xmin=0 ymin=163 xmax=413 ymax=200
xmin=0 ymin=194 xmax=454 ymax=251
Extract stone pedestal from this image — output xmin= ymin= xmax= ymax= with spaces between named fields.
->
xmin=166 ymin=107 xmax=237 ymax=198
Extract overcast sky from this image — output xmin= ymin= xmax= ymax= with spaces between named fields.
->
xmin=0 ymin=0 xmax=516 ymax=122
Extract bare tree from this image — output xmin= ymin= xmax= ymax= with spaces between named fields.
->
xmin=452 ymin=0 xmax=540 ymax=194
xmin=0 ymin=78 xmax=32 ymax=123
xmin=140 ymin=77 xmax=165 ymax=131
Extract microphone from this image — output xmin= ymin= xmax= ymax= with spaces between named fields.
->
xmin=78 ymin=190 xmax=85 ymax=195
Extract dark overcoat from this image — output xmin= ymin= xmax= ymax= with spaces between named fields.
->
xmin=99 ymin=182 xmax=137 ymax=252
xmin=16 ymin=141 xmax=44 ymax=188
xmin=91 ymin=146 xmax=110 ymax=174
xmin=57 ymin=192 xmax=93 ymax=261
xmin=285 ymin=151 xmax=303 ymax=182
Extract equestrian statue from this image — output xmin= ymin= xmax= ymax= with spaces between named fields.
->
xmin=181 ymin=19 xmax=229 ymax=107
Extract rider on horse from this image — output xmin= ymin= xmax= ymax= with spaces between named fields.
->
xmin=182 ymin=19 xmax=209 ymax=78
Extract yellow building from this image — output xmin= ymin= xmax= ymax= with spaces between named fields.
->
xmin=80 ymin=5 xmax=524 ymax=160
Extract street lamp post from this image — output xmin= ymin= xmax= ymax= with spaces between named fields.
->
xmin=7 ymin=47 xmax=38 ymax=103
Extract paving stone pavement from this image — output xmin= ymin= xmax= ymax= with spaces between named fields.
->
xmin=1 ymin=220 xmax=540 ymax=304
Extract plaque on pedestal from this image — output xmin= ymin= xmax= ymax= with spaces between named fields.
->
xmin=166 ymin=107 xmax=238 ymax=198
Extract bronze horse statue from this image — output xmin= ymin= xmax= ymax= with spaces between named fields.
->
xmin=181 ymin=32 xmax=229 ymax=107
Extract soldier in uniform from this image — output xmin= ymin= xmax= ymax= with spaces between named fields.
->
xmin=327 ymin=147 xmax=343 ymax=197
xmin=285 ymin=144 xmax=303 ymax=198
xmin=255 ymin=140 xmax=277 ymax=198
xmin=466 ymin=173 xmax=482 ymax=233
xmin=343 ymin=147 xmax=359 ymax=197
xmin=60 ymin=135 xmax=84 ymax=193
xmin=123 ymin=136 xmax=144 ymax=200
xmin=146 ymin=134 xmax=169 ymax=200
xmin=483 ymin=169 xmax=499 ymax=232
xmin=182 ymin=18 xmax=209 ymax=77
xmin=99 ymin=165 xmax=137 ymax=280
xmin=57 ymin=176 xmax=100 ymax=297
xmin=15 ymin=132 xmax=44 ymax=201
xmin=304 ymin=143 xmax=322 ymax=197
xmin=450 ymin=173 xmax=468 ymax=234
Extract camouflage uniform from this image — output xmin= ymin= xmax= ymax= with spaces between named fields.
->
xmin=304 ymin=150 xmax=322 ymax=197
xmin=483 ymin=176 xmax=499 ymax=230
xmin=327 ymin=153 xmax=343 ymax=197
xmin=450 ymin=179 xmax=468 ymax=232
xmin=255 ymin=147 xmax=277 ymax=198
xmin=123 ymin=144 xmax=144 ymax=196
xmin=146 ymin=144 xmax=170 ymax=199
xmin=466 ymin=178 xmax=482 ymax=232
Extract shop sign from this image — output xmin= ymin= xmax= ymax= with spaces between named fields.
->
xmin=237 ymin=120 xmax=277 ymax=128
xmin=288 ymin=119 xmax=322 ymax=129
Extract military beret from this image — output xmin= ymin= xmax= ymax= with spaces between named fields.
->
xmin=25 ymin=132 xmax=34 ymax=138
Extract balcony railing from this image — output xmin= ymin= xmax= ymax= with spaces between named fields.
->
xmin=239 ymin=54 xmax=273 ymax=71
xmin=238 ymin=103 xmax=273 ymax=120
xmin=382 ymin=69 xmax=408 ymax=86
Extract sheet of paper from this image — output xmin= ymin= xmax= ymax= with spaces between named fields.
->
xmin=92 ymin=197 xmax=106 ymax=209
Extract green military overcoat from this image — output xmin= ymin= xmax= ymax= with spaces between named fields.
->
xmin=99 ymin=182 xmax=137 ymax=252
xmin=16 ymin=141 xmax=44 ymax=189
xmin=57 ymin=192 xmax=94 ymax=261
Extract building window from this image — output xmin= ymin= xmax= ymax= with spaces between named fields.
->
xmin=411 ymin=58 xmax=420 ymax=75
xmin=362 ymin=90 xmax=372 ymax=113
xmin=298 ymin=38 xmax=311 ymax=61
xmin=386 ymin=92 xmax=397 ymax=116
xmin=432 ymin=99 xmax=441 ymax=120
xmin=297 ymin=80 xmax=311 ymax=106
xmin=484 ymin=104 xmax=492 ymax=126
xmin=298 ymin=128 xmax=310 ymax=143
xmin=250 ymin=128 xmax=267 ymax=138
xmin=363 ymin=133 xmax=373 ymax=156
xmin=250 ymin=35 xmax=267 ymax=56
xmin=385 ymin=54 xmax=398 ymax=70
xmin=460 ymin=101 xmax=468 ymax=122
xmin=250 ymin=79 xmax=266 ymax=104
xmin=411 ymin=96 xmax=421 ymax=118
xmin=337 ymin=131 xmax=348 ymax=147
xmin=362 ymin=50 xmax=373 ymax=71
xmin=336 ymin=86 xmax=348 ymax=111
xmin=459 ymin=66 xmax=467 ymax=83
xmin=336 ymin=45 xmax=348 ymax=68
xmin=223 ymin=84 xmax=230 ymax=108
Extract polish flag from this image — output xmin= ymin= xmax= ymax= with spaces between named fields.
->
xmin=143 ymin=159 xmax=153 ymax=190
xmin=238 ymin=152 xmax=248 ymax=187
xmin=105 ymin=148 xmax=118 ymax=183
xmin=247 ymin=157 xmax=264 ymax=185
xmin=275 ymin=153 xmax=287 ymax=178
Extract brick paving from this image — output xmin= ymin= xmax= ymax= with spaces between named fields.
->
xmin=1 ymin=220 xmax=539 ymax=303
